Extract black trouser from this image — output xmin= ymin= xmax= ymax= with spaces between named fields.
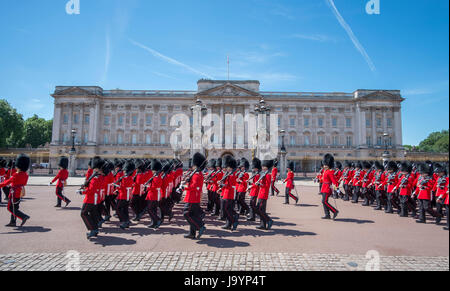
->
xmin=399 ymin=195 xmax=410 ymax=216
xmin=213 ymin=191 xmax=221 ymax=215
xmin=362 ymin=187 xmax=374 ymax=205
xmin=343 ymin=184 xmax=351 ymax=201
xmin=184 ymin=203 xmax=204 ymax=235
xmin=375 ymin=190 xmax=386 ymax=209
xmin=248 ymin=196 xmax=257 ymax=219
xmin=56 ymin=187 xmax=70 ymax=206
xmin=436 ymin=202 xmax=444 ymax=217
xmin=3 ymin=187 xmax=10 ymax=201
xmin=236 ymin=192 xmax=249 ymax=214
xmin=352 ymin=186 xmax=361 ymax=203
xmin=116 ymin=200 xmax=130 ymax=223
xmin=223 ymin=199 xmax=237 ymax=227
xmin=271 ymin=181 xmax=279 ymax=196
xmin=318 ymin=183 xmax=323 ymax=194
xmin=81 ymin=203 xmax=99 ymax=231
xmin=7 ymin=197 xmax=28 ymax=224
xmin=418 ymin=199 xmax=440 ymax=222
xmin=285 ymin=187 xmax=298 ymax=204
xmin=219 ymin=198 xmax=225 ymax=220
xmin=207 ymin=190 xmax=214 ymax=211
xmin=146 ymin=200 xmax=160 ymax=226
xmin=104 ymin=195 xmax=117 ymax=217
xmin=159 ymin=198 xmax=170 ymax=222
xmin=131 ymin=195 xmax=142 ymax=217
xmin=255 ymin=199 xmax=271 ymax=228
xmin=322 ymin=192 xmax=337 ymax=217
xmin=386 ymin=192 xmax=398 ymax=213
xmin=97 ymin=201 xmax=107 ymax=222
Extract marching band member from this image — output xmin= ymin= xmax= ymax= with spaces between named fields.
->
xmin=0 ymin=154 xmax=31 ymax=227
xmin=247 ymin=158 xmax=261 ymax=222
xmin=320 ymin=154 xmax=340 ymax=220
xmin=236 ymin=158 xmax=250 ymax=215
xmin=255 ymin=159 xmax=274 ymax=230
xmin=283 ymin=162 xmax=298 ymax=204
xmin=221 ymin=156 xmax=239 ymax=231
xmin=49 ymin=156 xmax=71 ymax=208
xmin=79 ymin=156 xmax=104 ymax=239
xmin=182 ymin=152 xmax=207 ymax=239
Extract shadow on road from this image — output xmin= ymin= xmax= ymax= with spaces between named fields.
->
xmin=1 ymin=226 xmax=52 ymax=234
xmin=56 ymin=207 xmax=82 ymax=211
xmin=205 ymin=227 xmax=316 ymax=239
xmin=92 ymin=236 xmax=137 ymax=247
xmin=196 ymin=238 xmax=250 ymax=248
xmin=334 ymin=218 xmax=375 ymax=224
xmin=295 ymin=204 xmax=319 ymax=208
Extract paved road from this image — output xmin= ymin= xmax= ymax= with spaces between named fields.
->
xmin=0 ymin=184 xmax=448 ymax=256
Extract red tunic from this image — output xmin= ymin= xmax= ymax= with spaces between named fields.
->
xmin=146 ymin=173 xmax=163 ymax=201
xmin=132 ymin=172 xmax=147 ymax=195
xmin=352 ymin=170 xmax=365 ymax=187
xmin=212 ymin=171 xmax=223 ymax=193
xmin=51 ymin=169 xmax=69 ymax=188
xmin=0 ymin=168 xmax=6 ymax=183
xmin=372 ymin=171 xmax=386 ymax=191
xmin=320 ymin=169 xmax=339 ymax=195
xmin=284 ymin=171 xmax=294 ymax=189
xmin=236 ymin=172 xmax=249 ymax=193
xmin=0 ymin=171 xmax=28 ymax=199
xmin=434 ymin=176 xmax=449 ymax=201
xmin=396 ymin=173 xmax=415 ymax=196
xmin=257 ymin=173 xmax=272 ymax=200
xmin=82 ymin=175 xmax=102 ymax=205
xmin=117 ymin=175 xmax=134 ymax=201
xmin=271 ymin=168 xmax=278 ymax=182
xmin=249 ymin=174 xmax=260 ymax=197
xmin=343 ymin=169 xmax=354 ymax=185
xmin=85 ymin=168 xmax=93 ymax=180
xmin=386 ymin=172 xmax=399 ymax=193
xmin=414 ymin=175 xmax=435 ymax=200
xmin=222 ymin=173 xmax=237 ymax=200
xmin=184 ymin=172 xmax=203 ymax=204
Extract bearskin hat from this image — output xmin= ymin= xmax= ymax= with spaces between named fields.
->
xmin=224 ymin=156 xmax=237 ymax=169
xmin=386 ymin=161 xmax=398 ymax=172
xmin=355 ymin=162 xmax=362 ymax=169
xmin=262 ymin=159 xmax=274 ymax=169
xmin=91 ymin=156 xmax=104 ymax=170
xmin=434 ymin=163 xmax=442 ymax=173
xmin=375 ymin=161 xmax=384 ymax=171
xmin=113 ymin=158 xmax=124 ymax=169
xmin=192 ymin=152 xmax=206 ymax=170
xmin=322 ymin=154 xmax=335 ymax=169
xmin=101 ymin=160 xmax=113 ymax=176
xmin=0 ymin=159 xmax=6 ymax=168
xmin=58 ymin=156 xmax=69 ymax=170
xmin=151 ymin=159 xmax=162 ymax=172
xmin=418 ymin=163 xmax=431 ymax=175
xmin=287 ymin=162 xmax=295 ymax=171
xmin=124 ymin=160 xmax=136 ymax=176
xmin=435 ymin=165 xmax=447 ymax=175
xmin=162 ymin=161 xmax=171 ymax=173
xmin=15 ymin=154 xmax=31 ymax=172
xmin=335 ymin=161 xmax=342 ymax=170
xmin=345 ymin=160 xmax=352 ymax=168
xmin=252 ymin=158 xmax=262 ymax=171
xmin=239 ymin=158 xmax=250 ymax=171
xmin=400 ymin=162 xmax=411 ymax=173
xmin=216 ymin=158 xmax=222 ymax=168
xmin=362 ymin=161 xmax=372 ymax=170
xmin=135 ymin=159 xmax=146 ymax=172
xmin=208 ymin=159 xmax=217 ymax=169
xmin=7 ymin=159 xmax=14 ymax=168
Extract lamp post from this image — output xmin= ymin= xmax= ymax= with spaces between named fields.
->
xmin=254 ymin=99 xmax=271 ymax=160
xmin=382 ymin=132 xmax=390 ymax=163
xmin=279 ymin=129 xmax=287 ymax=180
xmin=69 ymin=129 xmax=77 ymax=177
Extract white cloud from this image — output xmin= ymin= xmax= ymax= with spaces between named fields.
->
xmin=326 ymin=0 xmax=376 ymax=72
xmin=130 ymin=39 xmax=214 ymax=79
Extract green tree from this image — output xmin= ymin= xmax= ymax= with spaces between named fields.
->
xmin=417 ymin=130 xmax=449 ymax=153
xmin=0 ymin=99 xmax=24 ymax=148
xmin=21 ymin=115 xmax=53 ymax=148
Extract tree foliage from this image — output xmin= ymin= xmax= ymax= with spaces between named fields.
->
xmin=417 ymin=130 xmax=449 ymax=153
xmin=0 ymin=99 xmax=52 ymax=149
xmin=0 ymin=100 xmax=24 ymax=148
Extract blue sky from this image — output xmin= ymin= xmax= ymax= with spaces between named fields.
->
xmin=0 ymin=0 xmax=448 ymax=145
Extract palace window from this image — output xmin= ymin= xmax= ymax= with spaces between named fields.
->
xmin=160 ymin=115 xmax=167 ymax=126
xmin=376 ymin=118 xmax=382 ymax=128
xmin=73 ymin=114 xmax=79 ymax=124
xmin=63 ymin=114 xmax=68 ymax=124
xmin=84 ymin=133 xmax=89 ymax=143
xmin=366 ymin=136 xmax=372 ymax=147
xmin=103 ymin=134 xmax=109 ymax=145
xmin=332 ymin=118 xmax=338 ymax=128
xmin=117 ymin=134 xmax=123 ymax=145
xmin=146 ymin=114 xmax=152 ymax=126
xmin=290 ymin=136 xmax=296 ymax=146
xmin=304 ymin=136 xmax=310 ymax=146
xmin=304 ymin=118 xmax=310 ymax=127
xmin=387 ymin=118 xmax=393 ymax=128
xmin=318 ymin=136 xmax=324 ymax=146
xmin=318 ymin=118 xmax=324 ymax=127
xmin=132 ymin=134 xmax=137 ymax=145
xmin=160 ymin=134 xmax=166 ymax=145
xmin=146 ymin=134 xmax=152 ymax=145
xmin=332 ymin=136 xmax=339 ymax=146
xmin=118 ymin=115 xmax=124 ymax=126
xmin=84 ymin=114 xmax=90 ymax=124
xmin=346 ymin=136 xmax=353 ymax=147
xmin=377 ymin=136 xmax=383 ymax=146
xmin=132 ymin=115 xmax=138 ymax=126
xmin=366 ymin=118 xmax=371 ymax=128
xmin=290 ymin=118 xmax=295 ymax=127
xmin=104 ymin=116 xmax=110 ymax=126
xmin=345 ymin=118 xmax=352 ymax=128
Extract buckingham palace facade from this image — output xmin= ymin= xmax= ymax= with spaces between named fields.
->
xmin=50 ymin=80 xmax=405 ymax=171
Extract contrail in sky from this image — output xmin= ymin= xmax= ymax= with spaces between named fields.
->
xmin=326 ymin=0 xmax=376 ymax=72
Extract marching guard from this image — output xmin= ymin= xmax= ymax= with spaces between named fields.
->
xmin=320 ymin=154 xmax=340 ymax=220
xmin=283 ymin=162 xmax=298 ymax=204
xmin=0 ymin=154 xmax=31 ymax=227
xmin=49 ymin=156 xmax=71 ymax=208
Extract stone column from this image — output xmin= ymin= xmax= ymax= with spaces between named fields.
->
xmin=67 ymin=103 xmax=73 ymax=144
xmin=93 ymin=100 xmax=100 ymax=145
xmin=80 ymin=104 xmax=84 ymax=144
xmin=360 ymin=108 xmax=366 ymax=147
xmin=394 ymin=108 xmax=403 ymax=148
xmin=51 ymin=103 xmax=62 ymax=145
xmin=372 ymin=109 xmax=377 ymax=146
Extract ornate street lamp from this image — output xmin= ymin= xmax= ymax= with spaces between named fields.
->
xmin=279 ymin=129 xmax=287 ymax=179
xmin=382 ymin=132 xmax=391 ymax=162
xmin=70 ymin=129 xmax=77 ymax=153
xmin=69 ymin=129 xmax=77 ymax=176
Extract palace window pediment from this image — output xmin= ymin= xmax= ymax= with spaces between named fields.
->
xmin=196 ymin=83 xmax=261 ymax=98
